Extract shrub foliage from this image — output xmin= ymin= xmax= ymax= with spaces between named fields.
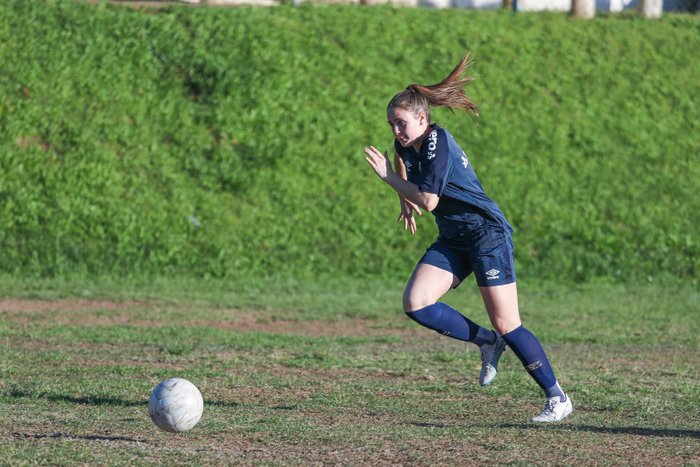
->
xmin=0 ymin=1 xmax=698 ymax=282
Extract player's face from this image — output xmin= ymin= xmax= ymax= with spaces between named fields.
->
xmin=387 ymin=106 xmax=428 ymax=149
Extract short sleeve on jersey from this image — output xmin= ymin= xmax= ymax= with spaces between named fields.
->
xmin=417 ymin=129 xmax=449 ymax=195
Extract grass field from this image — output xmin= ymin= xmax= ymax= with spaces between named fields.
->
xmin=1 ymin=277 xmax=698 ymax=464
xmin=2 ymin=1 xmax=698 ymax=464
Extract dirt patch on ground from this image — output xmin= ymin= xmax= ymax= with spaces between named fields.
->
xmin=198 ymin=314 xmax=423 ymax=338
xmin=0 ymin=298 xmax=423 ymax=338
xmin=0 ymin=298 xmax=143 ymax=313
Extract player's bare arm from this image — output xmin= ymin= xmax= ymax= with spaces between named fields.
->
xmin=394 ymin=153 xmax=422 ymax=234
xmin=363 ymin=146 xmax=439 ymax=212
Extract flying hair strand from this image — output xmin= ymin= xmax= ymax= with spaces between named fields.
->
xmin=388 ymin=54 xmax=479 ymax=121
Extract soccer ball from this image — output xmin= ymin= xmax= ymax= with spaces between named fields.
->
xmin=149 ymin=378 xmax=204 ymax=433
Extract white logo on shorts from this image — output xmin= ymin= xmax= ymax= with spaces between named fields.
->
xmin=485 ymin=269 xmax=500 ymax=280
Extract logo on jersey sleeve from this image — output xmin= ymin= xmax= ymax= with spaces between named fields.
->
xmin=426 ymin=130 xmax=438 ymax=160
xmin=461 ymin=151 xmax=469 ymax=168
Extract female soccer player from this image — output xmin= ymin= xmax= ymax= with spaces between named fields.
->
xmin=363 ymin=55 xmax=573 ymax=423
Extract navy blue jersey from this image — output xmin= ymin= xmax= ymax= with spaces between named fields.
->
xmin=394 ymin=124 xmax=513 ymax=238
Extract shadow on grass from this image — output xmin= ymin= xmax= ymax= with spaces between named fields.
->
xmin=7 ymin=389 xmax=144 ymax=407
xmin=410 ymin=421 xmax=452 ymax=428
xmin=406 ymin=421 xmax=700 ymax=439
xmin=6 ymin=389 xmax=239 ymax=408
xmin=499 ymin=423 xmax=700 ymax=439
xmin=11 ymin=432 xmax=146 ymax=443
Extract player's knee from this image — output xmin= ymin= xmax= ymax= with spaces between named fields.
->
xmin=402 ymin=291 xmax=435 ymax=313
xmin=491 ymin=317 xmax=521 ymax=336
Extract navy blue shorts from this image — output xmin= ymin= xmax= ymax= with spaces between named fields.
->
xmin=418 ymin=228 xmax=516 ymax=288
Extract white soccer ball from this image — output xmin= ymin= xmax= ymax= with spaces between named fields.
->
xmin=149 ymin=378 xmax=204 ymax=433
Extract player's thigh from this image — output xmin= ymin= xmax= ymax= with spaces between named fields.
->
xmin=479 ymin=282 xmax=522 ymax=335
xmin=403 ymin=263 xmax=459 ymax=312
xmin=471 ymin=237 xmax=521 ymax=334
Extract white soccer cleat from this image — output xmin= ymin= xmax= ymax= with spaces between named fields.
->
xmin=530 ymin=396 xmax=574 ymax=423
xmin=479 ymin=334 xmax=506 ymax=386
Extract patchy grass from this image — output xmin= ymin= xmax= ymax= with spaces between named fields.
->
xmin=0 ymin=281 xmax=698 ymax=464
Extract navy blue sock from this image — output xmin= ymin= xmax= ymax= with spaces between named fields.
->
xmin=406 ymin=302 xmax=496 ymax=346
xmin=502 ymin=325 xmax=566 ymax=400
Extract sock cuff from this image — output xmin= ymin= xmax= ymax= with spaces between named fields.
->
xmin=405 ymin=303 xmax=444 ymax=330
xmin=406 ymin=302 xmax=443 ymax=318
xmin=409 ymin=302 xmax=440 ymax=313
xmin=502 ymin=324 xmax=525 ymax=342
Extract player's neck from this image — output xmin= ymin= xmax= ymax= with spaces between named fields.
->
xmin=412 ymin=124 xmax=433 ymax=152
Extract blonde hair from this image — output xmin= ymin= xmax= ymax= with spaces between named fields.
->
xmin=387 ymin=54 xmax=478 ymax=122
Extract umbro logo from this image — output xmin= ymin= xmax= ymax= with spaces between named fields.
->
xmin=485 ymin=269 xmax=500 ymax=280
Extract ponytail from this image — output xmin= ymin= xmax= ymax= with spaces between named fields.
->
xmin=388 ymin=54 xmax=478 ymax=121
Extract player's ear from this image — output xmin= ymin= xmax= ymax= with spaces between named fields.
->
xmin=418 ymin=111 xmax=428 ymax=125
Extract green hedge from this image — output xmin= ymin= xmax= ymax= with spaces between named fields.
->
xmin=0 ymin=1 xmax=698 ymax=283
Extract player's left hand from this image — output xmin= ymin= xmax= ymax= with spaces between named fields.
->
xmin=398 ymin=198 xmax=422 ymax=235
xmin=363 ymin=146 xmax=394 ymax=180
